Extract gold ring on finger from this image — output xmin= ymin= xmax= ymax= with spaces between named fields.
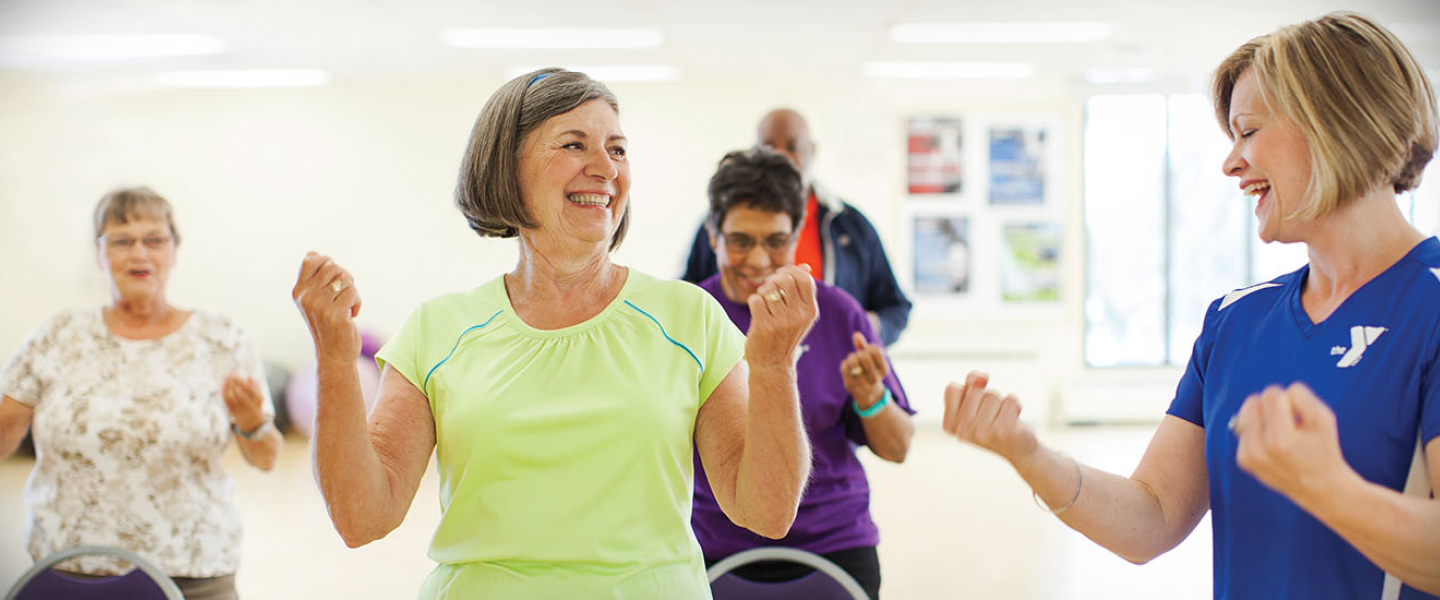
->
xmin=765 ymin=291 xmax=782 ymax=302
xmin=850 ymin=367 xmax=863 ymax=377
xmin=330 ymin=279 xmax=345 ymax=293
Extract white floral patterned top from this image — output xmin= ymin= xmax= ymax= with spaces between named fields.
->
xmin=0 ymin=307 xmax=272 ymax=577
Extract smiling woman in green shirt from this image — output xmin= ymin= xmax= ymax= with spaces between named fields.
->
xmin=290 ymin=68 xmax=818 ymax=599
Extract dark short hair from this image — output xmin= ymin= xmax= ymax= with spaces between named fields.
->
xmin=93 ymin=186 xmax=180 ymax=245
xmin=455 ymin=68 xmax=631 ymax=249
xmin=706 ymin=147 xmax=805 ymax=234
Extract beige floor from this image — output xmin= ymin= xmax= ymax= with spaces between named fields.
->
xmin=0 ymin=425 xmax=1212 ymax=599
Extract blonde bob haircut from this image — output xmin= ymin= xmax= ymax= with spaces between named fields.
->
xmin=93 ymin=186 xmax=180 ymax=245
xmin=1212 ymin=11 xmax=1437 ymax=220
xmin=455 ymin=68 xmax=631 ymax=250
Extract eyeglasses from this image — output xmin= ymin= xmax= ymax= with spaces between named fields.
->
xmin=101 ymin=235 xmax=173 ymax=252
xmin=721 ymin=232 xmax=794 ymax=254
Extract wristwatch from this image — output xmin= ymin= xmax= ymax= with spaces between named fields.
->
xmin=230 ymin=419 xmax=273 ymax=441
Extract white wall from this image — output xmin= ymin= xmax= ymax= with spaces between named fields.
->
xmin=0 ymin=68 xmax=1189 ymax=424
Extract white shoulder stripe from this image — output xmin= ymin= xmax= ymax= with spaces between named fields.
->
xmin=1381 ymin=429 xmax=1430 ymax=600
xmin=1430 ymin=267 xmax=1440 ymax=285
xmin=1218 ymin=283 xmax=1282 ymax=311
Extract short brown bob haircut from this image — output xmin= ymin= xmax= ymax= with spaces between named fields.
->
xmin=455 ymin=68 xmax=631 ymax=250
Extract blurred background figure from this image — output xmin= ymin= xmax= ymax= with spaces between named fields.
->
xmin=683 ymin=108 xmax=913 ymax=346
xmin=0 ymin=186 xmax=280 ymax=600
xmin=691 ymin=147 xmax=915 ymax=599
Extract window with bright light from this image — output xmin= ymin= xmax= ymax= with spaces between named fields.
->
xmin=1084 ymin=94 xmax=1440 ymax=368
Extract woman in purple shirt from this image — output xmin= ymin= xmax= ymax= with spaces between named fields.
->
xmin=692 ymin=147 xmax=916 ymax=598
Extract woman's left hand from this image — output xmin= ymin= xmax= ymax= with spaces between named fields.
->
xmin=841 ymin=331 xmax=888 ymax=409
xmin=1233 ymin=382 xmax=1358 ymax=506
xmin=223 ymin=373 xmax=268 ymax=431
xmin=744 ymin=264 xmax=819 ymax=367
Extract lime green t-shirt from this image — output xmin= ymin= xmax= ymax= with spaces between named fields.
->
xmin=376 ymin=269 xmax=745 ymax=599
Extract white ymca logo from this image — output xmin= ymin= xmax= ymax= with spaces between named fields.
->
xmin=1335 ymin=325 xmax=1387 ymax=368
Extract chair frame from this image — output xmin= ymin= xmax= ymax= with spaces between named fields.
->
xmin=706 ymin=546 xmax=871 ymax=600
xmin=5 ymin=545 xmax=184 ymax=600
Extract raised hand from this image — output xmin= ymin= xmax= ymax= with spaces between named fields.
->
xmin=942 ymin=371 xmax=1038 ymax=463
xmin=744 ymin=264 xmax=819 ymax=367
xmin=222 ymin=373 xmax=267 ymax=430
xmin=292 ymin=251 xmax=363 ymax=363
xmin=841 ymin=331 xmax=888 ymax=409
xmin=1232 ymin=382 xmax=1355 ymax=505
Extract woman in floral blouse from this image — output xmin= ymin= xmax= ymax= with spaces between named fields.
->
xmin=0 ymin=187 xmax=280 ymax=600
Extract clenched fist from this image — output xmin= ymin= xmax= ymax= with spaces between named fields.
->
xmin=942 ymin=371 xmax=1038 ymax=464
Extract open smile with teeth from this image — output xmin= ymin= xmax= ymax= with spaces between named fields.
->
xmin=568 ymin=193 xmax=611 ymax=207
xmin=1244 ymin=181 xmax=1270 ymax=200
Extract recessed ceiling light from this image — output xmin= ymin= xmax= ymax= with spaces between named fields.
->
xmin=0 ymin=34 xmax=224 ymax=60
xmin=445 ymin=28 xmax=663 ymax=49
xmin=153 ymin=69 xmax=332 ymax=88
xmin=862 ymin=61 xmax=1036 ymax=80
xmin=890 ymin=23 xmax=1112 ymax=44
xmin=505 ymin=64 xmax=680 ymax=83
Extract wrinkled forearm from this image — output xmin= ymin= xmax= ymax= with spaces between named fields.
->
xmin=1011 ymin=447 xmax=1197 ymax=564
xmin=733 ymin=361 xmax=811 ymax=538
xmin=311 ymin=357 xmax=402 ymax=547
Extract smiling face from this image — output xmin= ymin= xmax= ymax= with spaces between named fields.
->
xmin=516 ymin=98 xmax=630 ymax=250
xmin=1222 ymin=69 xmax=1315 ymax=244
xmin=713 ymin=204 xmax=796 ymax=304
xmin=98 ymin=216 xmax=176 ymax=303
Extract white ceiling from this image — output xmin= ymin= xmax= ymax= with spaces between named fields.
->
xmin=0 ymin=0 xmax=1436 ymax=82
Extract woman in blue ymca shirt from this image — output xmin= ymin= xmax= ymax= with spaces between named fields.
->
xmin=940 ymin=12 xmax=1439 ymax=599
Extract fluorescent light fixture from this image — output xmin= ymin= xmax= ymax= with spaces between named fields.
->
xmin=153 ymin=69 xmax=332 ymax=88
xmin=863 ymin=61 xmax=1035 ymax=80
xmin=890 ymin=22 xmax=1112 ymax=44
xmin=505 ymin=64 xmax=680 ymax=83
xmin=0 ymin=34 xmax=224 ymax=60
xmin=445 ymin=28 xmax=663 ymax=49
xmin=1085 ymin=67 xmax=1161 ymax=84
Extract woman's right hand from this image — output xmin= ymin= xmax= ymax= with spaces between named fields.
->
xmin=942 ymin=371 xmax=1038 ymax=464
xmin=744 ymin=264 xmax=819 ymax=367
xmin=292 ymin=252 xmax=363 ymax=362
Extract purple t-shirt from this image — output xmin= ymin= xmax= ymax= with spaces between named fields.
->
xmin=692 ymin=275 xmax=914 ymax=558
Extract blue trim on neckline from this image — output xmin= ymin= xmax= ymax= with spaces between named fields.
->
xmin=624 ymin=300 xmax=703 ymax=373
xmin=423 ymin=310 xmax=504 ymax=392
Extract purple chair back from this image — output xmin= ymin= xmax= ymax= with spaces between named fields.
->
xmin=4 ymin=546 xmax=182 ymax=600
xmin=707 ymin=547 xmax=870 ymax=600
xmin=711 ymin=570 xmax=862 ymax=599
xmin=13 ymin=569 xmax=169 ymax=600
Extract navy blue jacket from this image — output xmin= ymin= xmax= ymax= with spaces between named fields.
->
xmin=682 ymin=183 xmax=912 ymax=346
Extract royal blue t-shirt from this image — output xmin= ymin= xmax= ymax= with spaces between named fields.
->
xmin=1168 ymin=237 xmax=1440 ymax=600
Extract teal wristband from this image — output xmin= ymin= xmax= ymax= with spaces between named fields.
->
xmin=853 ymin=388 xmax=891 ymax=419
